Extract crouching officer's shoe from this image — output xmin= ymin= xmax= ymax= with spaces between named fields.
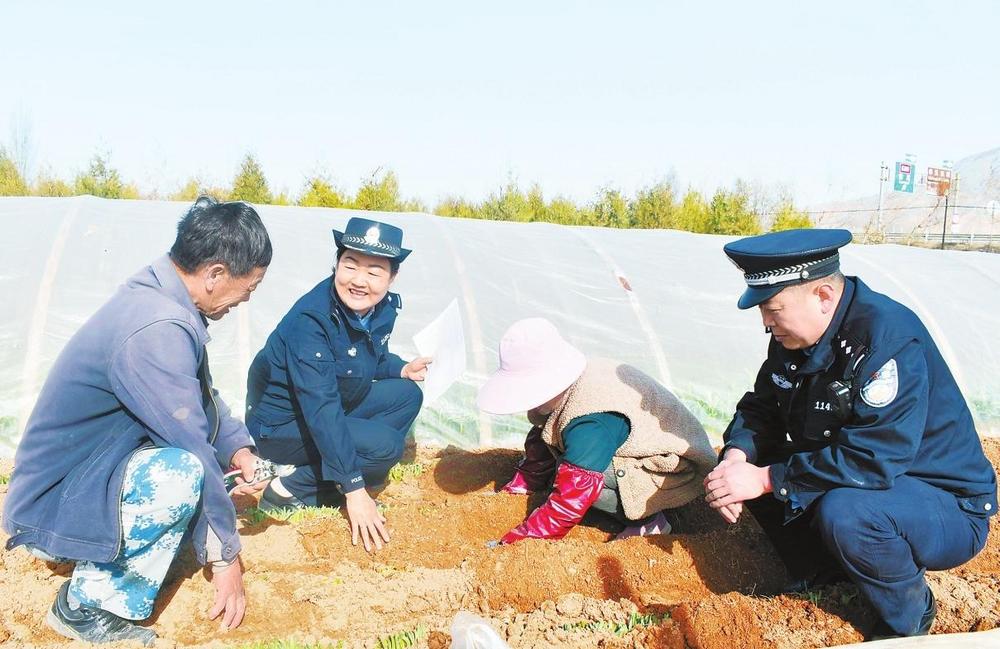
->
xmin=259 ymin=481 xmax=307 ymax=513
xmin=868 ymin=590 xmax=936 ymax=641
xmin=47 ymin=581 xmax=157 ymax=646
xmin=775 ymin=565 xmax=849 ymax=596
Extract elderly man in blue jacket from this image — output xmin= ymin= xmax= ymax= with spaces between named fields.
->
xmin=704 ymin=229 xmax=997 ymax=640
xmin=3 ymin=196 xmax=272 ymax=645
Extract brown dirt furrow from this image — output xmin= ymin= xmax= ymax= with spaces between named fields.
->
xmin=0 ymin=440 xmax=998 ymax=648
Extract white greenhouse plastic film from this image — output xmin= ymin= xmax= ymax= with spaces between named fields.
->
xmin=2 ymin=196 xmax=998 ymax=457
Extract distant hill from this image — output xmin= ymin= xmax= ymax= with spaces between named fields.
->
xmin=809 ymin=147 xmax=1000 ymax=235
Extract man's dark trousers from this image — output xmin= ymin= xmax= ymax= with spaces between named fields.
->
xmin=748 ymin=475 xmax=989 ymax=635
xmin=254 ymin=378 xmax=422 ymax=504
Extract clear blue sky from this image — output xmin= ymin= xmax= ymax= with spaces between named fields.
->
xmin=3 ymin=1 xmax=998 ymax=207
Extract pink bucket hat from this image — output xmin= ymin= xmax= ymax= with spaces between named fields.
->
xmin=477 ymin=318 xmax=587 ymax=415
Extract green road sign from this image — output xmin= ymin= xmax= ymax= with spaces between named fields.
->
xmin=894 ymin=161 xmax=915 ymax=193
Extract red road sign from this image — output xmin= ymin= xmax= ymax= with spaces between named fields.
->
xmin=926 ymin=167 xmax=952 ymax=196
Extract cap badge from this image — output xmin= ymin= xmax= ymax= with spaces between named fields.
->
xmin=364 ymin=226 xmax=381 ymax=246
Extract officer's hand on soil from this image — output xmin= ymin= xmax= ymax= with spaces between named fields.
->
xmin=400 ymin=357 xmax=432 ymax=381
xmin=345 ymin=489 xmax=391 ymax=552
xmin=228 ymin=448 xmax=270 ymax=497
xmin=208 ymin=558 xmax=246 ymax=631
xmin=704 ymin=461 xmax=772 ymax=511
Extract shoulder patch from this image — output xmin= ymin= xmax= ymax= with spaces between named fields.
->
xmin=861 ymin=359 xmax=898 ymax=408
xmin=771 ymin=373 xmax=793 ymax=389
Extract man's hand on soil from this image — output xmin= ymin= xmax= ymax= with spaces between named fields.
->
xmin=208 ymin=558 xmax=246 ymax=631
xmin=345 ymin=489 xmax=391 ymax=552
xmin=704 ymin=460 xmax=772 ymax=511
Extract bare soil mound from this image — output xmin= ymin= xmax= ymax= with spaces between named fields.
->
xmin=1 ymin=440 xmax=999 ymax=648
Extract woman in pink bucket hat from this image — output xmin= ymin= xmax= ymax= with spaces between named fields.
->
xmin=478 ymin=317 xmax=717 ymax=544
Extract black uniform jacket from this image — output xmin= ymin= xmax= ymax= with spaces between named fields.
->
xmin=724 ymin=277 xmax=998 ymax=521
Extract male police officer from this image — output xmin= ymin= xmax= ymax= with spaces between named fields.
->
xmin=4 ymin=197 xmax=272 ymax=645
xmin=704 ymin=228 xmax=997 ymax=639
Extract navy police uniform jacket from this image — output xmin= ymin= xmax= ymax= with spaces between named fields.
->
xmin=724 ymin=276 xmax=998 ymax=521
xmin=246 ymin=276 xmax=406 ymax=492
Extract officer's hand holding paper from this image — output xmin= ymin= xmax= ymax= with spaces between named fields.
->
xmin=412 ymin=298 xmax=467 ymax=405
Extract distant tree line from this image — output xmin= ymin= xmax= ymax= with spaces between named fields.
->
xmin=435 ymin=179 xmax=811 ymax=234
xmin=0 ymin=148 xmax=812 ymax=234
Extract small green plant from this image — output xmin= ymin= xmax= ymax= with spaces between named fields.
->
xmin=387 ymin=461 xmax=425 ymax=483
xmin=241 ymin=507 xmax=271 ymax=525
xmin=375 ymin=625 xmax=427 ymax=649
xmin=795 ymin=590 xmax=824 ymax=606
xmin=562 ymin=611 xmax=669 ymax=637
xmin=236 ymin=639 xmax=344 ymax=649
xmin=241 ymin=506 xmax=342 ymax=525
xmin=285 ymin=506 xmax=342 ymax=524
xmin=839 ymin=590 xmax=858 ymax=606
xmin=374 ymin=564 xmax=398 ymax=578
xmin=0 ymin=473 xmax=10 ymax=485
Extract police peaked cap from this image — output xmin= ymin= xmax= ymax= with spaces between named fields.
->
xmin=724 ymin=228 xmax=852 ymax=309
xmin=332 ymin=217 xmax=411 ymax=263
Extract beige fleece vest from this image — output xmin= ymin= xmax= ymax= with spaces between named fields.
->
xmin=541 ymin=358 xmax=716 ymax=520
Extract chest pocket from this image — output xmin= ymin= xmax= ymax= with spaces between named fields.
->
xmin=801 ymin=399 xmax=842 ymax=443
xmin=290 ymin=348 xmax=339 ymax=390
xmin=801 ymin=349 xmax=866 ymax=443
xmin=335 ymin=358 xmax=364 ymax=380
xmin=334 ymin=357 xmax=368 ymax=404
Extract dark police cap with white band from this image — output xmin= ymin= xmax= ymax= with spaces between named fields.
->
xmin=332 ymin=217 xmax=411 ymax=263
xmin=724 ymin=228 xmax=852 ymax=310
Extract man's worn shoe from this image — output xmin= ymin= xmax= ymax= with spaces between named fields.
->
xmin=259 ymin=482 xmax=306 ymax=513
xmin=869 ymin=589 xmax=936 ymax=640
xmin=46 ymin=581 xmax=157 ymax=646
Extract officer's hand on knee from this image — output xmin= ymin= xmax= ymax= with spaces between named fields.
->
xmin=345 ymin=489 xmax=391 ymax=552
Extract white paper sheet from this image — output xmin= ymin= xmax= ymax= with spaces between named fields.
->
xmin=412 ymin=298 xmax=467 ymax=406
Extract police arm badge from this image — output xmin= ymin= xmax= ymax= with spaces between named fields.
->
xmin=861 ymin=359 xmax=898 ymax=408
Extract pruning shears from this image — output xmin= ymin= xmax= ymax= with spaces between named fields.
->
xmin=224 ymin=457 xmax=295 ymax=495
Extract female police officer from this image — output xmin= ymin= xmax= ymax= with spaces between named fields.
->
xmin=246 ymin=217 xmax=429 ymax=552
